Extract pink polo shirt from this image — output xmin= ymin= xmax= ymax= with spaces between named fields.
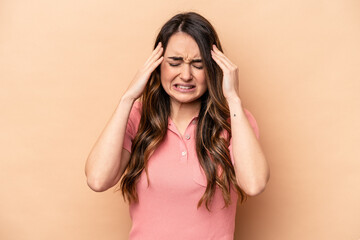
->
xmin=122 ymin=100 xmax=260 ymax=240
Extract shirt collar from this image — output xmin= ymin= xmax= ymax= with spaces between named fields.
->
xmin=168 ymin=115 xmax=198 ymax=127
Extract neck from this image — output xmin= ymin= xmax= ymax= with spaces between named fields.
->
xmin=170 ymin=100 xmax=201 ymax=122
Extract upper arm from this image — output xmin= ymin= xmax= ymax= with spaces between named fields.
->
xmin=112 ymin=101 xmax=142 ymax=187
xmin=112 ymin=148 xmax=131 ymax=186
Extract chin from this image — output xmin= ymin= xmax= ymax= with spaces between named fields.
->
xmin=174 ymin=97 xmax=200 ymax=104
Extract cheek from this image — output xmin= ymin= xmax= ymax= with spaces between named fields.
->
xmin=160 ymin=64 xmax=178 ymax=80
xmin=160 ymin=63 xmax=169 ymax=76
xmin=196 ymin=71 xmax=207 ymax=84
xmin=203 ymin=82 xmax=208 ymax=91
xmin=160 ymin=64 xmax=172 ymax=89
xmin=200 ymin=74 xmax=208 ymax=91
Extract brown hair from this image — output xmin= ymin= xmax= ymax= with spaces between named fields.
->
xmin=116 ymin=11 xmax=248 ymax=212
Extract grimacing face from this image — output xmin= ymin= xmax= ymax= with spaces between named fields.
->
xmin=160 ymin=32 xmax=208 ymax=108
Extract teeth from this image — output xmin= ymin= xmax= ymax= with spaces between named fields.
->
xmin=178 ymin=85 xmax=193 ymax=89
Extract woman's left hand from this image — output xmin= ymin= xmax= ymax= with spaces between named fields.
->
xmin=211 ymin=44 xmax=241 ymax=101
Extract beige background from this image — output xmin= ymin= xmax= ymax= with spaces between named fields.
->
xmin=1 ymin=0 xmax=359 ymax=239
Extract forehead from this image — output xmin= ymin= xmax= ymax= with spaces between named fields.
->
xmin=165 ymin=32 xmax=201 ymax=58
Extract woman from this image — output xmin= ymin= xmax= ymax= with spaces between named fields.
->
xmin=85 ymin=11 xmax=269 ymax=240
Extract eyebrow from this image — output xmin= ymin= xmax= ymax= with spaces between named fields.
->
xmin=167 ymin=56 xmax=202 ymax=63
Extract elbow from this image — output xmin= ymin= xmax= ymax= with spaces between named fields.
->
xmin=245 ymin=185 xmax=266 ymax=197
xmin=87 ymin=178 xmax=106 ymax=192
xmin=85 ymin=163 xmax=112 ymax=192
xmin=245 ymin=173 xmax=270 ymax=197
xmin=86 ymin=175 xmax=110 ymax=192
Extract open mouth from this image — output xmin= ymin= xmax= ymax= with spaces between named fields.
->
xmin=175 ymin=84 xmax=195 ymax=89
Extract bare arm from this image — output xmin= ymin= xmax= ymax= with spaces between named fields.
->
xmin=227 ymin=97 xmax=269 ymax=196
xmin=211 ymin=44 xmax=269 ymax=196
xmin=85 ymin=97 xmax=134 ymax=192
xmin=85 ymin=42 xmax=164 ymax=192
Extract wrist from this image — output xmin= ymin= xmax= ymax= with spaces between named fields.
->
xmin=226 ymin=95 xmax=242 ymax=104
xmin=119 ymin=95 xmax=136 ymax=108
xmin=121 ymin=93 xmax=136 ymax=103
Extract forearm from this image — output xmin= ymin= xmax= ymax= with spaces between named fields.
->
xmin=227 ymin=96 xmax=270 ymax=196
xmin=85 ymin=96 xmax=135 ymax=191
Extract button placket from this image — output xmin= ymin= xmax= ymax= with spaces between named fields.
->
xmin=180 ymin=141 xmax=188 ymax=162
xmin=181 ymin=126 xmax=193 ymax=160
xmin=168 ymin=116 xmax=197 ymax=162
xmin=180 ymin=131 xmax=192 ymax=161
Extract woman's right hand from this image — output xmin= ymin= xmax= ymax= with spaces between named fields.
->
xmin=123 ymin=42 xmax=164 ymax=101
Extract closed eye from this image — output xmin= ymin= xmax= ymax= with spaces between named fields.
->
xmin=169 ymin=63 xmax=203 ymax=69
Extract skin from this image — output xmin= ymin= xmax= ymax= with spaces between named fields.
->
xmin=85 ymin=30 xmax=270 ymax=196
xmin=160 ymin=32 xmax=208 ymax=134
xmin=211 ymin=44 xmax=270 ymax=196
xmin=85 ymin=42 xmax=165 ymax=191
xmin=159 ymin=32 xmax=270 ymax=195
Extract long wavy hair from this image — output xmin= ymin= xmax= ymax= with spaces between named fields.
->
xmin=117 ymin=11 xmax=248 ymax=212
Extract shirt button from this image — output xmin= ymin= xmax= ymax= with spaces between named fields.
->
xmin=185 ymin=134 xmax=190 ymax=140
xmin=181 ymin=151 xmax=187 ymax=156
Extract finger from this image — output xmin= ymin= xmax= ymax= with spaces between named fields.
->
xmin=144 ymin=42 xmax=162 ymax=66
xmin=149 ymin=55 xmax=163 ymax=72
xmin=212 ymin=45 xmax=231 ymax=62
xmin=149 ymin=46 xmax=163 ymax=67
xmin=145 ymin=55 xmax=163 ymax=76
xmin=212 ymin=45 xmax=236 ymax=69
xmin=145 ymin=45 xmax=163 ymax=68
xmin=211 ymin=49 xmax=234 ymax=70
xmin=212 ymin=50 xmax=236 ymax=72
xmin=144 ymin=42 xmax=163 ymax=66
xmin=211 ymin=51 xmax=228 ymax=71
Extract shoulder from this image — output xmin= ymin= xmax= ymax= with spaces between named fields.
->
xmin=133 ymin=99 xmax=143 ymax=110
xmin=243 ymin=107 xmax=260 ymax=139
xmin=131 ymin=99 xmax=143 ymax=115
xmin=127 ymin=99 xmax=143 ymax=125
xmin=242 ymin=108 xmax=258 ymax=126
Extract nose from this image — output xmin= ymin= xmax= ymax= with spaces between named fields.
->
xmin=180 ymin=63 xmax=193 ymax=81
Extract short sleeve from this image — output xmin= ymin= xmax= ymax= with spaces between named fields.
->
xmin=122 ymin=100 xmax=142 ymax=153
xmin=243 ymin=108 xmax=260 ymax=140
xmin=228 ymin=108 xmax=260 ymax=165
